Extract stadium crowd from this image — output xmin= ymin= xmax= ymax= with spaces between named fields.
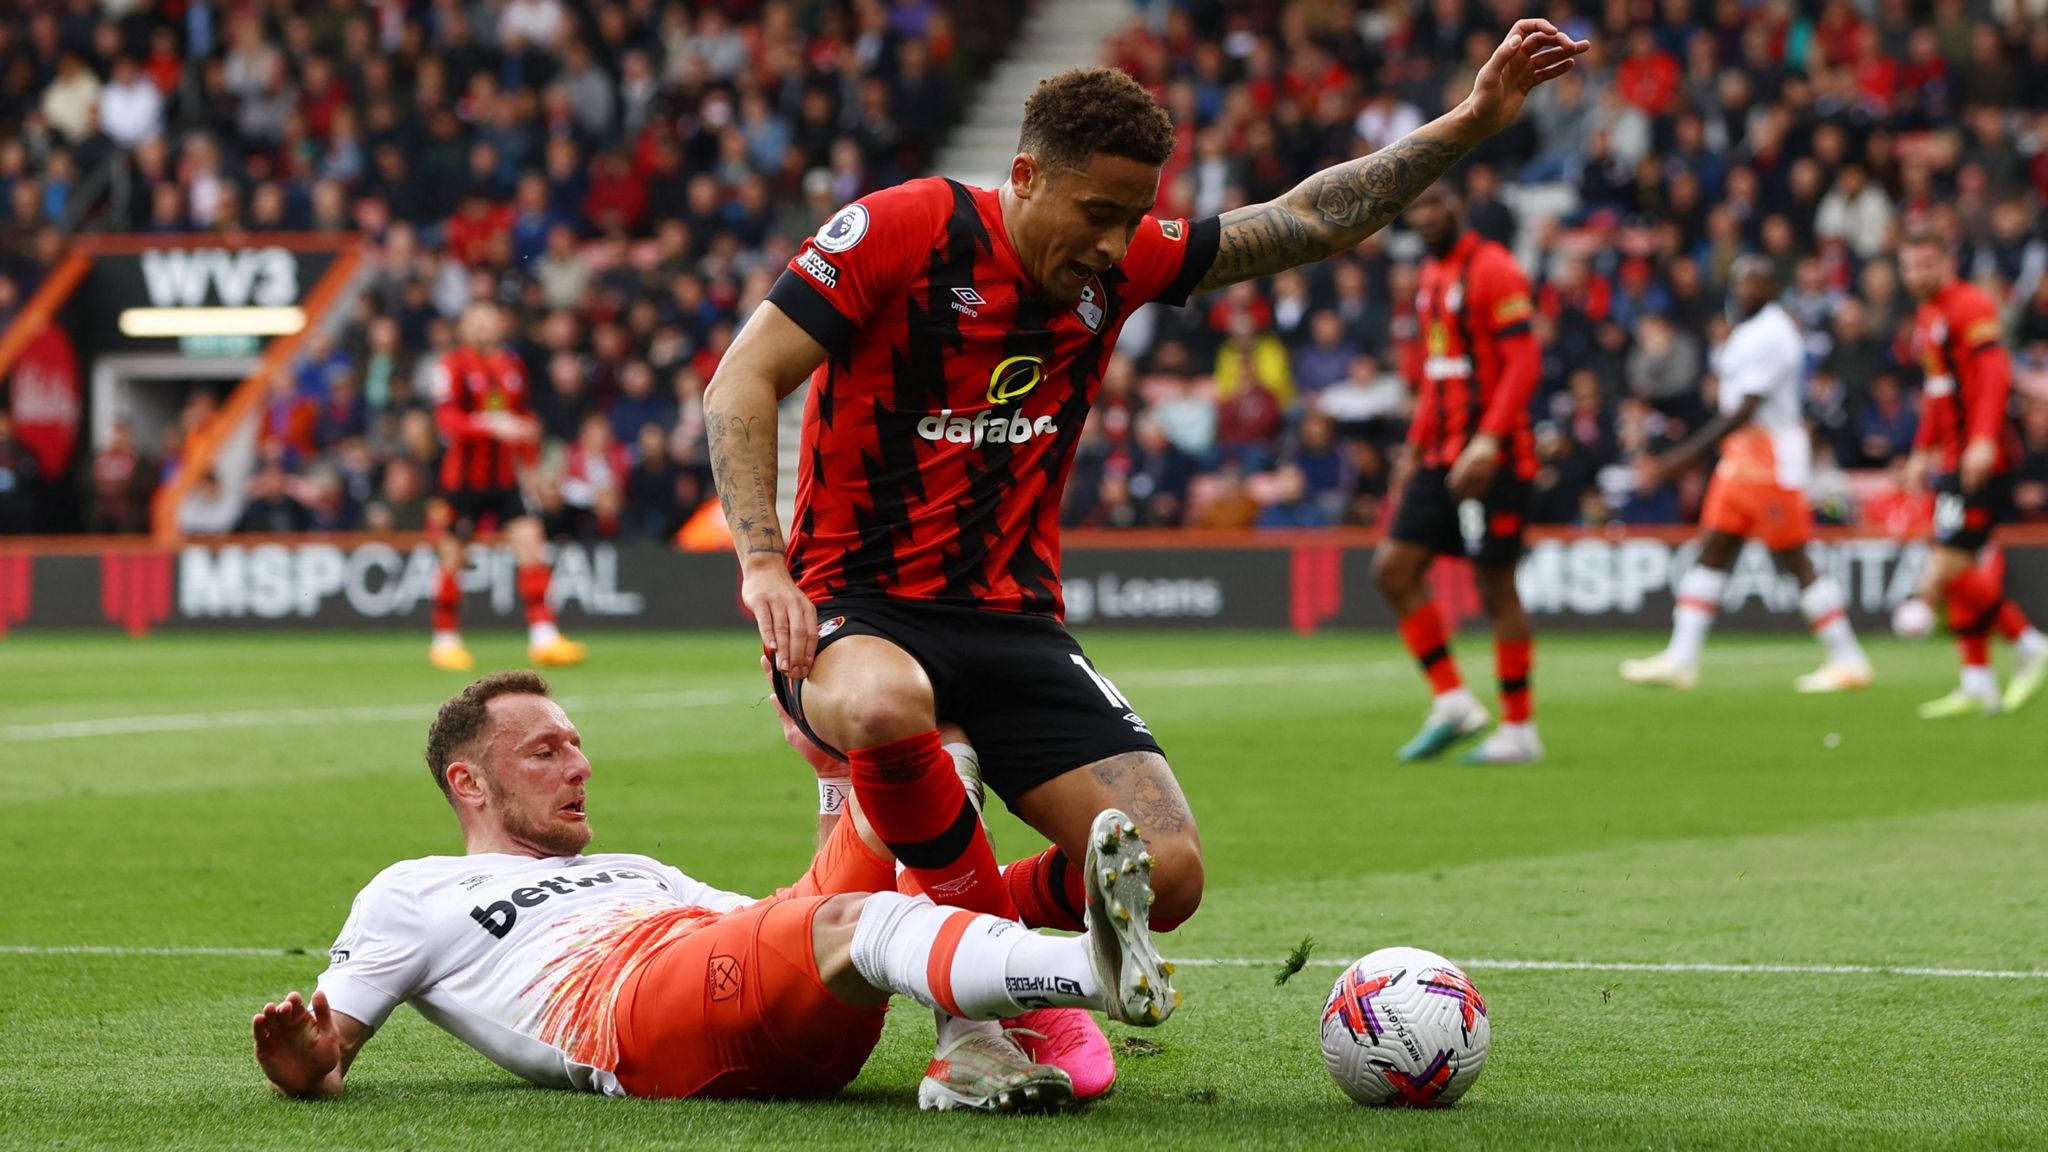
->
xmin=2 ymin=0 xmax=2048 ymax=539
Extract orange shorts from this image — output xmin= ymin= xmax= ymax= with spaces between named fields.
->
xmin=611 ymin=818 xmax=896 ymax=1098
xmin=1700 ymin=476 xmax=1813 ymax=551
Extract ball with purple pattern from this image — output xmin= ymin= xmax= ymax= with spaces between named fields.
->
xmin=1319 ymin=946 xmax=1491 ymax=1107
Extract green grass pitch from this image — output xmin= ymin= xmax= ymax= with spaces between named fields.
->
xmin=3 ymin=629 xmax=2046 ymax=1150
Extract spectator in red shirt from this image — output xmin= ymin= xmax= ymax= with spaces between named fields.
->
xmin=1615 ymin=27 xmax=1680 ymax=117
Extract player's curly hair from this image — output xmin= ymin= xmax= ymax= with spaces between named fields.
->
xmin=425 ymin=670 xmax=552 ymax=801
xmin=1018 ymin=67 xmax=1176 ymax=174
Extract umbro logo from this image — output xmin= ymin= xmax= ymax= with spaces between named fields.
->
xmin=950 ymin=287 xmax=984 ymax=317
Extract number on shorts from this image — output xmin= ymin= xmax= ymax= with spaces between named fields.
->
xmin=1458 ymin=498 xmax=1487 ymax=555
xmin=1070 ymin=653 xmax=1132 ymax=710
xmin=1934 ymin=493 xmax=1966 ymax=538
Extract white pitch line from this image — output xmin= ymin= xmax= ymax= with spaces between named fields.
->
xmin=0 ymin=647 xmax=1817 ymax=743
xmin=1177 ymin=957 xmax=2048 ymax=980
xmin=2 ymin=946 xmax=2042 ymax=980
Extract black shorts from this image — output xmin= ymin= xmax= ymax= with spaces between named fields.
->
xmin=1932 ymin=472 xmax=2013 ymax=553
xmin=432 ymin=486 xmax=532 ymax=538
xmin=772 ymin=598 xmax=1164 ymax=806
xmin=1390 ymin=466 xmax=1531 ymax=567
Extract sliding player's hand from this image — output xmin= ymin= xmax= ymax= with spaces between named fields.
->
xmin=1448 ymin=434 xmax=1501 ymax=499
xmin=253 ymin=990 xmax=340 ymax=1097
xmin=1466 ymin=20 xmax=1590 ymax=137
xmin=742 ymin=559 xmax=817 ymax=678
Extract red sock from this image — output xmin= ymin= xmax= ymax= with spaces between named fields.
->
xmin=518 ymin=564 xmax=555 ymax=627
xmin=1959 ymin=632 xmax=1992 ymax=667
xmin=1995 ymin=599 xmax=2033 ymax=643
xmin=1003 ymin=846 xmax=1087 ymax=932
xmin=1398 ymin=605 xmax=1463 ymax=695
xmin=1497 ymin=637 xmax=1533 ymax=723
xmin=848 ymin=730 xmax=1014 ymax=918
xmin=433 ymin=570 xmax=460 ymax=634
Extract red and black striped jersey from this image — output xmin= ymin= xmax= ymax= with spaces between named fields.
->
xmin=433 ymin=346 xmax=532 ymax=491
xmin=1408 ymin=231 xmax=1539 ymax=479
xmin=768 ymin=177 xmax=1217 ymax=618
xmin=1910 ymin=279 xmax=2021 ymax=474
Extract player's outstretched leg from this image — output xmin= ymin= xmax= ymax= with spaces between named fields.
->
xmin=845 ymin=815 xmax=1176 ymax=1114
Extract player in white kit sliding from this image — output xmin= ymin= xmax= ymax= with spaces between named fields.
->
xmin=1621 ymin=256 xmax=1873 ymax=692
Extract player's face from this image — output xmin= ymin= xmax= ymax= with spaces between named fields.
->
xmin=1899 ymin=243 xmax=1949 ymax=302
xmin=478 ymin=695 xmax=592 ymax=856
xmin=1018 ymin=152 xmax=1160 ymax=305
xmin=1731 ymin=269 xmax=1770 ymax=315
xmin=1404 ymin=196 xmax=1456 ymax=252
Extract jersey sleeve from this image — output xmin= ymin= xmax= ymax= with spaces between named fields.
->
xmin=315 ymin=863 xmax=431 ymax=1030
xmin=1949 ymin=288 xmax=2004 ymax=355
xmin=1120 ymin=215 xmax=1221 ymax=308
xmin=1473 ymin=249 xmax=1534 ymax=339
xmin=765 ymin=180 xmax=950 ymax=358
xmin=656 ymin=865 xmax=754 ymax=913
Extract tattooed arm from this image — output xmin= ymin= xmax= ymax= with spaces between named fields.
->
xmin=1195 ymin=20 xmax=1588 ymax=293
xmin=702 ymin=301 xmax=830 ymax=676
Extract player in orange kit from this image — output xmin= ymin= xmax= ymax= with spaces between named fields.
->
xmin=1892 ymin=234 xmax=2046 ymax=717
xmin=428 ymin=303 xmax=586 ymax=671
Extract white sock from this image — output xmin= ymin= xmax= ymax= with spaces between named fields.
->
xmin=935 ymin=1011 xmax=1002 ymax=1048
xmin=528 ymin=621 xmax=561 ymax=648
xmin=1961 ymin=665 xmax=2000 ymax=700
xmin=1494 ymin=721 xmax=1536 ymax=741
xmin=849 ymin=892 xmax=1099 ymax=1019
xmin=1799 ymin=577 xmax=1868 ymax=668
xmin=1666 ymin=566 xmax=1727 ymax=668
xmin=2016 ymin=627 xmax=2048 ymax=662
xmin=432 ymin=630 xmax=463 ymax=648
xmin=1434 ymin=685 xmax=1480 ymax=711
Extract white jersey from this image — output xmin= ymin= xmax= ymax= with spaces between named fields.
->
xmin=316 ymin=852 xmax=752 ymax=1096
xmin=1711 ymin=301 xmax=1810 ymax=490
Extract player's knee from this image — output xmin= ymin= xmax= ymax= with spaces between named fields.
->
xmin=809 ymin=667 xmax=937 ymax=755
xmin=812 ymin=893 xmax=869 ymax=948
xmin=1145 ymin=838 xmax=1205 ymax=931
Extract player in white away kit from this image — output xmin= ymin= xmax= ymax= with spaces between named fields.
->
xmin=251 ymin=672 xmax=1174 ymax=1113
xmin=1622 ymin=257 xmax=1873 ymax=692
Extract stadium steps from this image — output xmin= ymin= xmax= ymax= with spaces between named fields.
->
xmin=930 ymin=0 xmax=1132 ymax=187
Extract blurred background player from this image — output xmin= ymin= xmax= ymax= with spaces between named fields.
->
xmin=1621 ymin=257 xmax=1872 ymax=694
xmin=1371 ymin=185 xmax=1544 ymax=764
xmin=429 ymin=304 xmax=586 ymax=671
xmin=1892 ymin=234 xmax=2048 ymax=718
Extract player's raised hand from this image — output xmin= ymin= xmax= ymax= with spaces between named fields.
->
xmin=742 ymin=559 xmax=818 ymax=678
xmin=252 ymin=990 xmax=341 ymax=1097
xmin=1465 ymin=20 xmax=1590 ymax=138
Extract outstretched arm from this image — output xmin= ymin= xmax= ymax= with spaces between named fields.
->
xmin=1195 ymin=21 xmax=1588 ymax=293
xmin=252 ymin=989 xmax=374 ymax=1100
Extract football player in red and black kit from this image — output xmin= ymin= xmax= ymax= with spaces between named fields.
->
xmin=428 ymin=303 xmax=587 ymax=671
xmin=1371 ymin=186 xmax=1544 ymax=764
xmin=1895 ymin=233 xmax=2046 ymax=717
xmin=704 ymin=24 xmax=1587 ymax=1110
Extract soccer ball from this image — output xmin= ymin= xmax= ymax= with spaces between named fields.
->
xmin=1320 ymin=946 xmax=1490 ymax=1107
xmin=1892 ymin=597 xmax=1935 ymax=640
